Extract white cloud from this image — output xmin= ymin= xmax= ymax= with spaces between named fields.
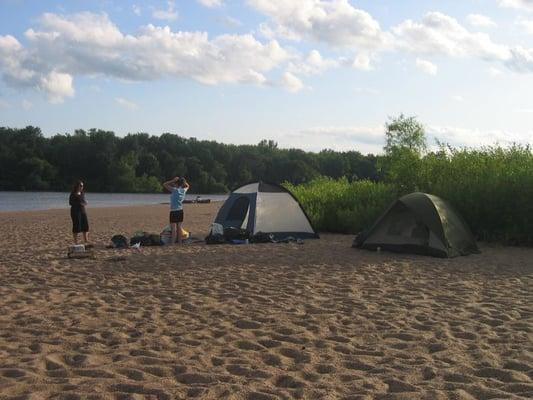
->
xmin=0 ymin=12 xmax=292 ymax=102
xmin=281 ymin=71 xmax=305 ymax=92
xmin=288 ymin=50 xmax=338 ymax=76
xmin=152 ymin=1 xmax=178 ymax=21
xmin=115 ymin=97 xmax=139 ymax=110
xmin=132 ymin=4 xmax=141 ymax=16
xmin=251 ymin=5 xmax=533 ymax=75
xmin=0 ymin=35 xmax=36 ymax=86
xmin=452 ymin=95 xmax=465 ymax=102
xmin=248 ymin=0 xmax=390 ymax=49
xmin=427 ymin=125 xmax=532 ymax=148
xmin=517 ymin=18 xmax=533 ymax=34
xmin=281 ymin=125 xmax=384 ymax=153
xmin=498 ymin=0 xmax=533 ymax=11
xmin=506 ymin=46 xmax=533 ymax=72
xmin=280 ymin=124 xmax=533 ymax=154
xmin=393 ymin=12 xmax=509 ymax=61
xmin=351 ymin=53 xmax=374 ymax=70
xmin=39 ymin=70 xmax=74 ymax=103
xmin=197 ymin=0 xmax=223 ymax=8
xmin=0 ymin=99 xmax=10 ymax=108
xmin=467 ymin=14 xmax=497 ymax=28
xmin=392 ymin=12 xmax=533 ymax=73
xmin=415 ymin=58 xmax=437 ymax=75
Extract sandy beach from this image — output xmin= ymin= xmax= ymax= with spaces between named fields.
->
xmin=0 ymin=203 xmax=531 ymax=400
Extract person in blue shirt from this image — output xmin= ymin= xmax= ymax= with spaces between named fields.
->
xmin=163 ymin=176 xmax=190 ymax=244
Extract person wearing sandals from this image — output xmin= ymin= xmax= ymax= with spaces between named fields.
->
xmin=69 ymin=180 xmax=90 ymax=245
xmin=163 ymin=176 xmax=190 ymax=244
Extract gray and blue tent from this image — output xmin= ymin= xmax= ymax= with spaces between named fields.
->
xmin=214 ymin=182 xmax=319 ymax=240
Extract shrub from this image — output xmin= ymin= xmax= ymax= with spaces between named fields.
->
xmin=288 ymin=145 xmax=533 ymax=245
xmin=285 ymin=177 xmax=396 ymax=234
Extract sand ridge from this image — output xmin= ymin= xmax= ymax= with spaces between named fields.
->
xmin=0 ymin=203 xmax=532 ymax=399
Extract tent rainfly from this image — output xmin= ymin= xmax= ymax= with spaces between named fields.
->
xmin=213 ymin=182 xmax=319 ymax=240
xmin=354 ymin=192 xmax=479 ymax=258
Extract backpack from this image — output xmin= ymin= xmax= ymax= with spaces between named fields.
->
xmin=250 ymin=232 xmax=275 ymax=243
xmin=223 ymin=227 xmax=250 ymax=241
xmin=111 ymin=235 xmax=129 ymax=248
xmin=205 ymin=233 xmax=227 ymax=245
xmin=130 ymin=232 xmax=162 ymax=247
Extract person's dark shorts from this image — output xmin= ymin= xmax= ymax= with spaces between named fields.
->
xmin=170 ymin=210 xmax=184 ymax=223
xmin=71 ymin=209 xmax=89 ymax=233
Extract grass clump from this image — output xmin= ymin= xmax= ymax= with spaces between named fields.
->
xmin=285 ymin=177 xmax=396 ymax=234
xmin=287 ymin=145 xmax=533 ymax=245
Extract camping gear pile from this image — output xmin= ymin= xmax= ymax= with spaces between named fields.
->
xmin=160 ymin=225 xmax=190 ymax=245
xmin=205 ymin=181 xmax=319 ymax=244
xmin=205 ymin=223 xmax=276 ymax=245
xmin=108 ymin=226 xmax=193 ymax=249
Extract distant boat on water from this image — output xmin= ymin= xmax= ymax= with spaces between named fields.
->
xmin=183 ymin=195 xmax=211 ymax=204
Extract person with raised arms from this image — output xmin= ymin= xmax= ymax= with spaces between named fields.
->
xmin=163 ymin=176 xmax=190 ymax=244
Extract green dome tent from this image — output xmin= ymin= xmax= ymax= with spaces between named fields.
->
xmin=354 ymin=192 xmax=479 ymax=258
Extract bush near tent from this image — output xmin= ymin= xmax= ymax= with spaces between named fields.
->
xmin=288 ymin=145 xmax=533 ymax=246
xmin=285 ymin=177 xmax=396 ymax=234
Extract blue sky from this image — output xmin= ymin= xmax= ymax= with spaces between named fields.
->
xmin=0 ymin=0 xmax=532 ymax=153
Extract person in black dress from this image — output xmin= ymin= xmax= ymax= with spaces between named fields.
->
xmin=69 ymin=180 xmax=90 ymax=244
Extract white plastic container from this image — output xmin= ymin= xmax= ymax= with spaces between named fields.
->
xmin=69 ymin=244 xmax=86 ymax=253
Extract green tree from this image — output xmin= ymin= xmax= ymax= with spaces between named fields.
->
xmin=381 ymin=115 xmax=427 ymax=193
xmin=384 ymin=114 xmax=427 ymax=155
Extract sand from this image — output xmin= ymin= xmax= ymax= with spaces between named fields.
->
xmin=0 ymin=203 xmax=531 ymax=400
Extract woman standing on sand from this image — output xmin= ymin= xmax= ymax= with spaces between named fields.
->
xmin=163 ymin=176 xmax=190 ymax=244
xmin=69 ymin=180 xmax=90 ymax=245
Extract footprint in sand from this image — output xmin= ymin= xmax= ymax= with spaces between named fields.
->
xmin=262 ymin=353 xmax=283 ymax=367
xmin=236 ymin=340 xmax=264 ymax=351
xmin=63 ymin=354 xmax=88 ymax=367
xmin=278 ymin=347 xmax=311 ymax=363
xmin=175 ymin=372 xmax=216 ymax=385
xmin=226 ymin=364 xmax=271 ymax=379
xmin=2 ymin=368 xmax=26 ymax=378
xmin=315 ymin=364 xmax=335 ymax=374
xmin=118 ymin=368 xmax=145 ymax=381
xmin=274 ymin=375 xmax=306 ymax=389
xmin=234 ymin=320 xmax=262 ymax=329
xmin=246 ymin=392 xmax=279 ymax=400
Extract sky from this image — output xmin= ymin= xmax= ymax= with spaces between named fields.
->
xmin=0 ymin=0 xmax=533 ymax=154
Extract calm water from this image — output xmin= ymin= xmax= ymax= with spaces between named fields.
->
xmin=0 ymin=191 xmax=227 ymax=212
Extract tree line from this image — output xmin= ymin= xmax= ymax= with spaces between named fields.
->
xmin=0 ymin=126 xmax=381 ymax=193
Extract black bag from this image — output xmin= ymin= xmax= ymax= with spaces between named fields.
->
xmin=205 ymin=233 xmax=227 ymax=245
xmin=111 ymin=235 xmax=129 ymax=248
xmin=250 ymin=231 xmax=275 ymax=243
xmin=223 ymin=227 xmax=250 ymax=241
xmin=130 ymin=233 xmax=162 ymax=247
